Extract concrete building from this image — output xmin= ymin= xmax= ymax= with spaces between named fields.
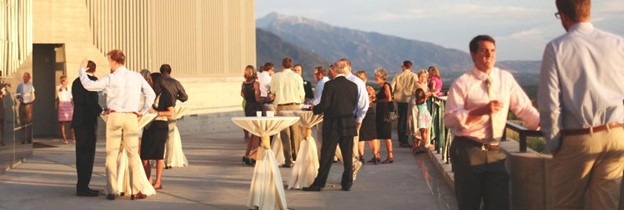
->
xmin=1 ymin=0 xmax=256 ymax=171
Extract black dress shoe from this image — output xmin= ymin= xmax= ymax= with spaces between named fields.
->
xmin=341 ymin=187 xmax=351 ymax=191
xmin=86 ymin=188 xmax=99 ymax=194
xmin=106 ymin=194 xmax=116 ymax=200
xmin=76 ymin=190 xmax=99 ymax=197
xmin=302 ymin=186 xmax=322 ymax=191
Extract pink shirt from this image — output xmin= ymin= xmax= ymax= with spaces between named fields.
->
xmin=444 ymin=67 xmax=539 ymax=143
xmin=430 ymin=76 xmax=443 ymax=96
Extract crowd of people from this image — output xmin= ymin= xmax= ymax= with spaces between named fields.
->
xmin=9 ymin=0 xmax=619 ymax=208
xmin=239 ymin=1 xmax=624 ymax=209
xmin=67 ymin=49 xmax=189 ymax=201
xmin=238 ymin=56 xmax=445 ymax=193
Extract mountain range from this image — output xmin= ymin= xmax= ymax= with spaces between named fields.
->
xmin=256 ymin=12 xmax=541 ymax=85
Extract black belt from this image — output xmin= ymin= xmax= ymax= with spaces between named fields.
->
xmin=455 ymin=136 xmax=501 ymax=151
xmin=20 ymin=102 xmax=33 ymax=105
xmin=277 ymin=103 xmax=300 ymax=106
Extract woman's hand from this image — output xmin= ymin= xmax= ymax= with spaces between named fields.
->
xmin=148 ymin=108 xmax=157 ymax=114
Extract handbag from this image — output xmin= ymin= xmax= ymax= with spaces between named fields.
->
xmin=384 ymin=103 xmax=399 ymax=122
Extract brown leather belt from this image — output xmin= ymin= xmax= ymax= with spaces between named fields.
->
xmin=109 ymin=110 xmax=141 ymax=117
xmin=563 ymin=122 xmax=624 ymax=136
xmin=277 ymin=103 xmax=300 ymax=106
xmin=455 ymin=136 xmax=501 ymax=151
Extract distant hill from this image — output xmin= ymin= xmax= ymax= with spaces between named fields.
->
xmin=257 ymin=12 xmax=542 ymax=77
xmin=258 ymin=12 xmax=475 ymax=75
xmin=256 ymin=28 xmax=328 ymax=80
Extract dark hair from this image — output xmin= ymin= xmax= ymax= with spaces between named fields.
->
xmin=282 ymin=57 xmax=293 ymax=69
xmin=294 ymin=64 xmax=302 ymax=68
xmin=314 ymin=66 xmax=326 ymax=75
xmin=86 ymin=60 xmax=96 ymax=73
xmin=415 ymin=88 xmax=426 ymax=104
xmin=403 ymin=60 xmax=413 ymax=69
xmin=159 ymin=64 xmax=172 ymax=74
xmin=106 ymin=49 xmax=126 ymax=65
xmin=469 ymin=35 xmax=496 ymax=53
xmin=556 ymin=0 xmax=590 ymax=22
xmin=150 ymin=72 xmax=163 ymax=95
xmin=263 ymin=62 xmax=274 ymax=72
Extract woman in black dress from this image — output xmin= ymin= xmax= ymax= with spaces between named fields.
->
xmin=141 ymin=72 xmax=174 ymax=190
xmin=241 ymin=65 xmax=263 ymax=166
xmin=374 ymin=68 xmax=395 ymax=164
xmin=354 ymin=71 xmax=380 ymax=164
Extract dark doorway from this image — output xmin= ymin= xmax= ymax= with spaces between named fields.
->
xmin=32 ymin=44 xmax=66 ymax=138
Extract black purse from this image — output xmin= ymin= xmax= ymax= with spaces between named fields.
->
xmin=384 ymin=103 xmax=399 ymax=122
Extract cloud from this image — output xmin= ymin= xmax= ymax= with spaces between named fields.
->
xmin=499 ymin=28 xmax=544 ymax=40
xmin=367 ymin=3 xmax=547 ymax=22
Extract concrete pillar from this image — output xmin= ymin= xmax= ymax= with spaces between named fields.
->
xmin=507 ymin=152 xmax=553 ymax=210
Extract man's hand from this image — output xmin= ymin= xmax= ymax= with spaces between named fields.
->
xmin=80 ymin=58 xmax=89 ymax=70
xmin=471 ymin=100 xmax=503 ymax=116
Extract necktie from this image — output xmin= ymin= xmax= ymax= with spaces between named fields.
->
xmin=486 ymin=76 xmax=503 ymax=143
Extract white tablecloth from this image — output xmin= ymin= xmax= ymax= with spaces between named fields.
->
xmin=280 ymin=110 xmax=323 ymax=189
xmin=101 ymin=113 xmax=157 ymax=196
xmin=165 ymin=106 xmax=191 ymax=168
xmin=231 ymin=116 xmax=300 ymax=210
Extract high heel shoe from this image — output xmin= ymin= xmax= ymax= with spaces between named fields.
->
xmin=367 ymin=157 xmax=381 ymax=165
xmin=242 ymin=156 xmax=251 ymax=165
xmin=381 ymin=158 xmax=394 ymax=164
xmin=242 ymin=156 xmax=255 ymax=166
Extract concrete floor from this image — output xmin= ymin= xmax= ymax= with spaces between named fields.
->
xmin=0 ymin=115 xmax=457 ymax=210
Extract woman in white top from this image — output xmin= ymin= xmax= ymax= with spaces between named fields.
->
xmin=57 ymin=75 xmax=74 ymax=144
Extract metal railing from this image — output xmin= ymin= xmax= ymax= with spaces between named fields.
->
xmin=502 ymin=121 xmax=542 ymax=152
xmin=428 ymin=96 xmax=543 ymax=163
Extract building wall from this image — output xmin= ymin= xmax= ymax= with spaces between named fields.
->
xmin=85 ymin=0 xmax=256 ymax=77
xmin=1 ymin=0 xmax=33 ymax=78
xmin=30 ymin=0 xmax=255 ymax=115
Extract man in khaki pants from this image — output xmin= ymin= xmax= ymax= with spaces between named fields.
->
xmin=538 ymin=0 xmax=624 ymax=209
xmin=80 ymin=50 xmax=155 ymax=200
xmin=271 ymin=57 xmax=305 ymax=167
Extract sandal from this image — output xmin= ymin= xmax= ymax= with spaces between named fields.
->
xmin=381 ymin=158 xmax=394 ymax=164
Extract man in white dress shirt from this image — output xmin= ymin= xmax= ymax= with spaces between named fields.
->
xmin=79 ymin=49 xmax=155 ymax=200
xmin=538 ymin=0 xmax=624 ymax=209
xmin=312 ymin=66 xmax=329 ymax=106
xmin=258 ymin=62 xmax=275 ymax=111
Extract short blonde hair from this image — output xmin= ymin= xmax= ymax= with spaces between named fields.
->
xmin=355 ymin=70 xmax=367 ymax=82
xmin=417 ymin=69 xmax=428 ymax=77
xmin=374 ymin=67 xmax=388 ymax=81
xmin=243 ymin=65 xmax=257 ymax=81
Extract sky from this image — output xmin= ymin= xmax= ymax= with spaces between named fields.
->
xmin=256 ymin=0 xmax=624 ymax=61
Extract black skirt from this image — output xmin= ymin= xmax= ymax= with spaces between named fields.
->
xmin=140 ymin=120 xmax=169 ymax=160
xmin=359 ymin=107 xmax=377 ymax=141
xmin=376 ymin=102 xmax=393 ymax=139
